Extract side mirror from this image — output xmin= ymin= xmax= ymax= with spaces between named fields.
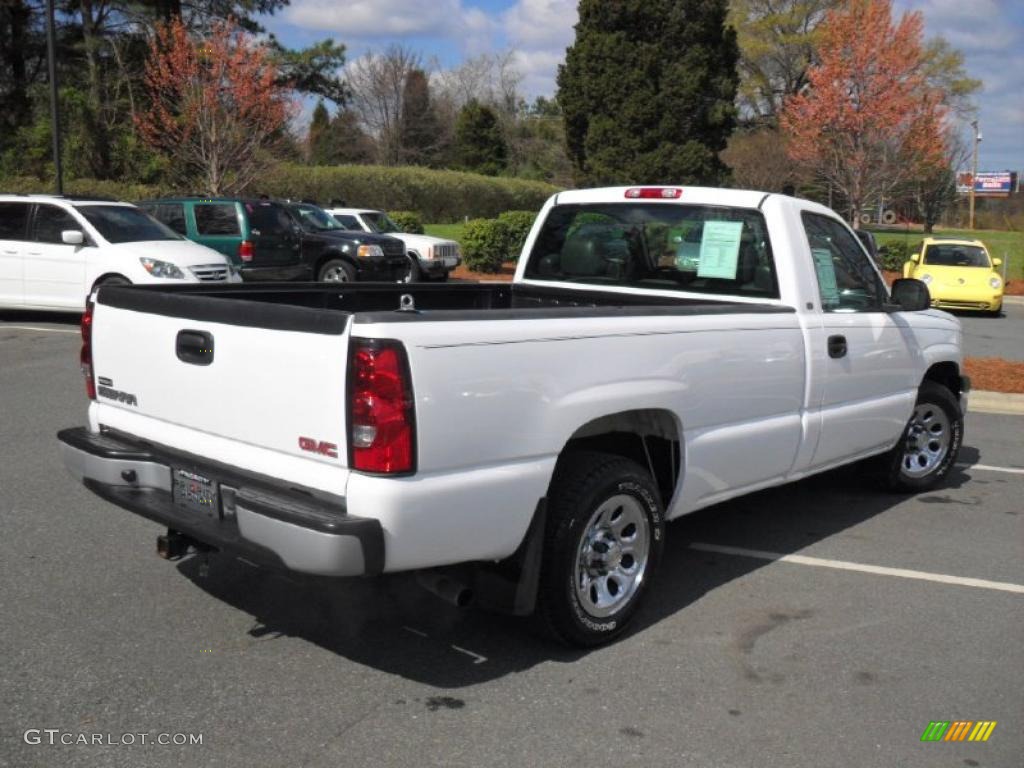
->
xmin=890 ymin=278 xmax=931 ymax=312
xmin=910 ymin=253 xmax=920 ymax=262
xmin=62 ymin=230 xmax=84 ymax=246
xmin=993 ymin=258 xmax=1002 ymax=267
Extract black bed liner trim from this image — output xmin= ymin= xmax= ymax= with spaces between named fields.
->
xmin=97 ymin=284 xmax=350 ymax=334
xmin=95 ymin=281 xmax=794 ymax=329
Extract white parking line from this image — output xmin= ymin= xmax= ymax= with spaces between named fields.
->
xmin=690 ymin=543 xmax=1024 ymax=595
xmin=957 ymin=463 xmax=1024 ymax=475
xmin=450 ymin=644 xmax=488 ymax=664
xmin=3 ymin=325 xmax=78 ymax=334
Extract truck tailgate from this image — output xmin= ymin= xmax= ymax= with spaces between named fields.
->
xmin=88 ymin=290 xmax=351 ymax=478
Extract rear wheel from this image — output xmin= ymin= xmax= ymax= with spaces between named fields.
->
xmin=876 ymin=381 xmax=963 ymax=492
xmin=536 ymin=451 xmax=664 ymax=646
xmin=318 ymin=259 xmax=355 ymax=283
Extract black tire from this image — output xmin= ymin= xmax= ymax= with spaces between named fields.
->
xmin=317 ymin=259 xmax=356 ymax=283
xmin=876 ymin=381 xmax=963 ymax=492
xmin=536 ymin=451 xmax=665 ymax=647
xmin=404 ymin=255 xmax=422 ymax=283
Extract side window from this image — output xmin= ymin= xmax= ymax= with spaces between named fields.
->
xmin=194 ymin=204 xmax=241 ymax=236
xmin=801 ymin=212 xmax=886 ymax=312
xmin=336 ymin=215 xmax=361 ymax=230
xmin=0 ymin=202 xmax=30 ymax=240
xmin=154 ymin=203 xmax=187 ymax=235
xmin=32 ymin=205 xmax=82 ymax=244
xmin=247 ymin=203 xmax=292 ymax=236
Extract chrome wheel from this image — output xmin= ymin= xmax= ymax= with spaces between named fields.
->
xmin=901 ymin=403 xmax=951 ymax=478
xmin=574 ymin=494 xmax=650 ymax=618
xmin=322 ymin=265 xmax=350 ymax=282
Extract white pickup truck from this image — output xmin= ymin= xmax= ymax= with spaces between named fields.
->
xmin=58 ymin=186 xmax=967 ymax=646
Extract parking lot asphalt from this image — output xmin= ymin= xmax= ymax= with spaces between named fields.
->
xmin=2 ymin=309 xmax=1022 ymax=768
xmin=959 ymin=301 xmax=1024 ymax=361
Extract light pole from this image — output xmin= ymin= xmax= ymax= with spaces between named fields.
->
xmin=45 ymin=0 xmax=63 ymax=194
xmin=968 ymin=119 xmax=982 ymax=230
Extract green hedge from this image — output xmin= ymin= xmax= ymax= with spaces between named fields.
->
xmin=388 ymin=210 xmax=424 ymax=234
xmin=497 ymin=210 xmax=538 ymax=256
xmin=461 ymin=218 xmax=511 ymax=273
xmin=0 ymin=175 xmax=168 ymax=200
xmin=0 ymin=164 xmax=558 ymax=223
xmin=263 ymin=164 xmax=556 ymax=223
xmin=460 ymin=211 xmax=540 ymax=273
xmin=878 ymin=241 xmax=914 ymax=272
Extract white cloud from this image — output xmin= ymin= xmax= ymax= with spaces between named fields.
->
xmin=503 ymin=0 xmax=577 ymax=50
xmin=285 ymin=0 xmax=490 ymax=39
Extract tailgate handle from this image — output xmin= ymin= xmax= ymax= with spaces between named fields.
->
xmin=176 ymin=330 xmax=214 ymax=366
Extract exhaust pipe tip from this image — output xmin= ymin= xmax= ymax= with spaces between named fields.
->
xmin=416 ymin=571 xmax=473 ymax=608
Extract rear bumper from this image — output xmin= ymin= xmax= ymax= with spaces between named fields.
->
xmin=57 ymin=427 xmax=383 ymax=577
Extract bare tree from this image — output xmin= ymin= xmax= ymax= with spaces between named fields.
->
xmin=346 ymin=44 xmax=421 ymax=165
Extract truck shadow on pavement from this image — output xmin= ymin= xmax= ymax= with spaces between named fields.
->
xmin=176 ymin=459 xmax=975 ymax=689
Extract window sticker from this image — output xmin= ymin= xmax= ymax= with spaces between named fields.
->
xmin=811 ymin=247 xmax=840 ymax=302
xmin=696 ymin=220 xmax=744 ymax=279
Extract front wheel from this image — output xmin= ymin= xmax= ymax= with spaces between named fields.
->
xmin=318 ymin=259 xmax=355 ymax=283
xmin=536 ymin=451 xmax=665 ymax=646
xmin=877 ymin=381 xmax=963 ymax=492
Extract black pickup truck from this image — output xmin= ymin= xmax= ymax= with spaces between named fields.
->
xmin=141 ymin=197 xmax=408 ymax=283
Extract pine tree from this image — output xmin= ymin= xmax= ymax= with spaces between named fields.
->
xmin=557 ymin=0 xmax=739 ymax=185
xmin=453 ymin=99 xmax=507 ymax=176
xmin=399 ymin=69 xmax=442 ymax=165
xmin=307 ymin=100 xmax=332 ymax=164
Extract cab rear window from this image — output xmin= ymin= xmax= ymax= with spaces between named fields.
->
xmin=524 ymin=203 xmax=778 ymax=298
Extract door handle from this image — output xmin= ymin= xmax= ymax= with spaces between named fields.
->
xmin=827 ymin=334 xmax=847 ymax=359
xmin=176 ymin=330 xmax=214 ymax=366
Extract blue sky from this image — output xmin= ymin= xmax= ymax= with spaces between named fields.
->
xmin=264 ymin=0 xmax=1023 ymax=172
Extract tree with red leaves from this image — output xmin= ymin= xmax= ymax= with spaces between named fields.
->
xmin=137 ymin=18 xmax=294 ymax=195
xmin=781 ymin=0 xmax=946 ymax=227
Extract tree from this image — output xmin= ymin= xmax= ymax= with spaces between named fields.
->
xmin=307 ymin=99 xmax=331 ymax=164
xmin=780 ymin=0 xmax=946 ymax=228
xmin=557 ymin=0 xmax=739 ymax=186
xmin=346 ymin=45 xmax=421 ymax=165
xmin=729 ymin=0 xmax=841 ymax=122
xmin=399 ymin=69 xmax=442 ymax=165
xmin=454 ymin=100 xmax=507 ymax=176
xmin=721 ymin=127 xmax=802 ymax=191
xmin=136 ymin=18 xmax=293 ymax=193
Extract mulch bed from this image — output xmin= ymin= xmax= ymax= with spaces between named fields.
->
xmin=964 ymin=358 xmax=1024 ymax=394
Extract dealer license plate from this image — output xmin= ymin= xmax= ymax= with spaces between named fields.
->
xmin=172 ymin=468 xmax=220 ymax=518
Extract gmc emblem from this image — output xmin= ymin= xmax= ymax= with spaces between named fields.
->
xmin=298 ymin=436 xmax=339 ymax=459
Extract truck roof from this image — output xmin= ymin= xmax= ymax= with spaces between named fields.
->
xmin=551 ymin=186 xmax=773 ymax=209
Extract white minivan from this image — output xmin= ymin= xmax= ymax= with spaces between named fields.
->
xmin=0 ymin=195 xmax=239 ymax=312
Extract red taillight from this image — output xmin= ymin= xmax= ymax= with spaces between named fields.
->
xmin=238 ymin=240 xmax=254 ymax=262
xmin=625 ymin=187 xmax=683 ymax=199
xmin=81 ymin=302 xmax=96 ymax=400
xmin=349 ymin=339 xmax=415 ymax=474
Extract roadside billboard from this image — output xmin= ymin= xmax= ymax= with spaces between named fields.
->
xmin=972 ymin=171 xmax=1017 ymax=197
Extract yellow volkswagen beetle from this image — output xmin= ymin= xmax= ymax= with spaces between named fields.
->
xmin=903 ymin=237 xmax=1004 ymax=315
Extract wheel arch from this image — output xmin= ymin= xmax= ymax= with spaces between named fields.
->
xmin=313 ymin=247 xmax=355 ymax=278
xmin=921 ymin=360 xmax=963 ymax=401
xmin=557 ymin=408 xmax=683 ymax=509
xmin=90 ymin=272 xmax=131 ymax=292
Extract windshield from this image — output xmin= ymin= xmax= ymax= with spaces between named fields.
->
xmin=362 ymin=212 xmax=403 ymax=233
xmin=293 ymin=204 xmax=345 ymax=232
xmin=524 ymin=203 xmax=779 ymax=299
xmin=923 ymin=244 xmax=990 ymax=268
xmin=75 ymin=205 xmax=181 ymax=243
